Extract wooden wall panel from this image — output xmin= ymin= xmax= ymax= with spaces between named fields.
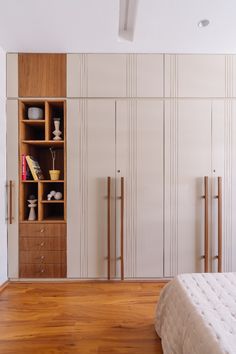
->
xmin=19 ymin=54 xmax=66 ymax=97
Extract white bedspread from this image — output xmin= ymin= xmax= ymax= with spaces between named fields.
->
xmin=155 ymin=273 xmax=236 ymax=354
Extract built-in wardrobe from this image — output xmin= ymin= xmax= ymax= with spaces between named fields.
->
xmin=6 ymin=53 xmax=236 ymax=279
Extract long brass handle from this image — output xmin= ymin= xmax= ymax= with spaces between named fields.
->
xmin=204 ymin=176 xmax=209 ymax=272
xmin=107 ymin=177 xmax=111 ymax=280
xmin=217 ymin=176 xmax=223 ymax=272
xmin=120 ymin=177 xmax=124 ymax=280
xmin=9 ymin=180 xmax=13 ymax=225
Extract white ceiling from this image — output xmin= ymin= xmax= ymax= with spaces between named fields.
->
xmin=0 ymin=0 xmax=236 ymax=53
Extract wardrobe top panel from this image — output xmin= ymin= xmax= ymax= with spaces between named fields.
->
xmin=7 ymin=53 xmax=236 ymax=99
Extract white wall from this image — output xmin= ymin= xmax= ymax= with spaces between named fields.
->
xmin=0 ymin=47 xmax=7 ymax=285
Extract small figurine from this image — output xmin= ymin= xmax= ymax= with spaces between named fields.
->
xmin=47 ymin=190 xmax=62 ymax=200
xmin=54 ymin=192 xmax=63 ymax=200
xmin=47 ymin=190 xmax=56 ymax=200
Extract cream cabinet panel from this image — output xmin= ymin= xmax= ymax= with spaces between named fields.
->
xmin=136 ymin=54 xmax=163 ymax=97
xmin=87 ymin=54 xmax=126 ymax=97
xmin=165 ymin=55 xmax=226 ymax=97
xmin=211 ymin=101 xmax=225 ymax=273
xmin=67 ymin=99 xmax=116 ymax=278
xmin=6 ymin=100 xmax=19 ymax=278
xmin=67 ymin=54 xmax=164 ymax=98
xmin=67 ymin=54 xmax=82 ymax=98
xmin=165 ymin=100 xmax=212 ymax=276
xmin=231 ymin=101 xmax=236 ymax=271
xmin=116 ymin=100 xmax=164 ymax=278
xmin=215 ymin=100 xmax=236 ymax=272
xmin=7 ymin=54 xmax=18 ymax=98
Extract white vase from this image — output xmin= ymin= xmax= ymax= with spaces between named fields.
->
xmin=53 ymin=120 xmax=62 ymax=141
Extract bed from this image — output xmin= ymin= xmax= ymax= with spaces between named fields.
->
xmin=155 ymin=273 xmax=236 ymax=354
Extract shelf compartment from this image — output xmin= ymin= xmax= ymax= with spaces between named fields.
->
xmin=21 ymin=145 xmax=64 ymax=181
xmin=41 ymin=182 xmax=64 ymax=201
xmin=19 ymin=101 xmax=45 ymax=121
xmin=20 ymin=182 xmax=38 ymax=222
xmin=46 ymin=101 xmax=65 ymax=141
xmin=21 ymin=124 xmax=45 ymax=141
xmin=42 ymin=204 xmax=65 ymax=222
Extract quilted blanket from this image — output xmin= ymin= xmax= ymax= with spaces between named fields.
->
xmin=155 ymin=273 xmax=236 ymax=354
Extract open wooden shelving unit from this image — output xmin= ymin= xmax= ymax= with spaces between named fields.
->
xmin=19 ymin=100 xmax=67 ymax=223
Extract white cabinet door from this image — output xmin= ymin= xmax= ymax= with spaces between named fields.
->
xmin=6 ymin=100 xmax=19 ymax=278
xmin=212 ymin=100 xmax=236 ymax=273
xmin=116 ymin=100 xmax=164 ymax=278
xmin=165 ymin=100 xmax=212 ymax=276
xmin=67 ymin=99 xmax=116 ymax=278
xmin=136 ymin=54 xmax=163 ymax=97
xmin=230 ymin=100 xmax=236 ymax=271
xmin=87 ymin=55 xmax=127 ymax=97
xmin=165 ymin=55 xmax=226 ymax=98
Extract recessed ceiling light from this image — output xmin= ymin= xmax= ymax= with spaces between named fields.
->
xmin=198 ymin=19 xmax=210 ymax=28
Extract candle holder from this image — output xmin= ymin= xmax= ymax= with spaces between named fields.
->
xmin=28 ymin=198 xmax=37 ymax=221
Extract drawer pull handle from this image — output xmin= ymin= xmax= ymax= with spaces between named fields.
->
xmin=40 ymin=229 xmax=45 ymax=233
xmin=40 ymin=242 xmax=45 ymax=247
xmin=41 ymin=255 xmax=45 ymax=260
xmin=40 ymin=269 xmax=45 ymax=273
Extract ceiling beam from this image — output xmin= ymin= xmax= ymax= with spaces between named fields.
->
xmin=119 ymin=0 xmax=139 ymax=41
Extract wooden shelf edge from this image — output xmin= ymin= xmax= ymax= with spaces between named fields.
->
xmin=22 ymin=140 xmax=64 ymax=146
xmin=21 ymin=180 xmax=64 ymax=183
xmin=41 ymin=200 xmax=64 ymax=203
xmin=22 ymin=119 xmax=45 ymax=124
xmin=20 ymin=220 xmax=66 ymax=224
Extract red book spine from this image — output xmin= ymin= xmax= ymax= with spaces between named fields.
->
xmin=22 ymin=154 xmax=27 ymax=180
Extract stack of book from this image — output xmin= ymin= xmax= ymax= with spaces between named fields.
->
xmin=22 ymin=154 xmax=44 ymax=181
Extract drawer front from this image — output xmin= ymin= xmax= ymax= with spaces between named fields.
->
xmin=20 ymin=264 xmax=66 ymax=278
xmin=20 ymin=223 xmax=66 ymax=237
xmin=20 ymin=237 xmax=66 ymax=251
xmin=20 ymin=251 xmax=66 ymax=264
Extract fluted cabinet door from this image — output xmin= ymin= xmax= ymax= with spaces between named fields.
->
xmin=6 ymin=100 xmax=19 ymax=278
xmin=67 ymin=99 xmax=116 ymax=278
xmin=165 ymin=100 xmax=212 ymax=276
xmin=116 ymin=99 xmax=164 ymax=278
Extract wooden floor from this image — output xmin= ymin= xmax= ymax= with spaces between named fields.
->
xmin=0 ymin=281 xmax=165 ymax=354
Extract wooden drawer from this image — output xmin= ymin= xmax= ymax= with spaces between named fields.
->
xmin=20 ymin=264 xmax=66 ymax=278
xmin=20 ymin=237 xmax=66 ymax=251
xmin=20 ymin=251 xmax=66 ymax=264
xmin=20 ymin=223 xmax=66 ymax=237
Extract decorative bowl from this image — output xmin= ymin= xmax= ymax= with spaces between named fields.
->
xmin=28 ymin=107 xmax=44 ymax=120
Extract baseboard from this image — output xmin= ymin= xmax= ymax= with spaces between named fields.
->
xmin=9 ymin=278 xmax=170 ymax=284
xmin=0 ymin=280 xmax=9 ymax=292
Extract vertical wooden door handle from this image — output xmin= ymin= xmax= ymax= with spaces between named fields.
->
xmin=217 ymin=177 xmax=223 ymax=272
xmin=204 ymin=176 xmax=209 ymax=272
xmin=9 ymin=180 xmax=13 ymax=225
xmin=107 ymin=177 xmax=111 ymax=280
xmin=120 ymin=177 xmax=124 ymax=280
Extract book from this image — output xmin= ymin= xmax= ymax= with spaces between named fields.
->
xmin=26 ymin=155 xmax=44 ymax=181
xmin=22 ymin=154 xmax=27 ymax=180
